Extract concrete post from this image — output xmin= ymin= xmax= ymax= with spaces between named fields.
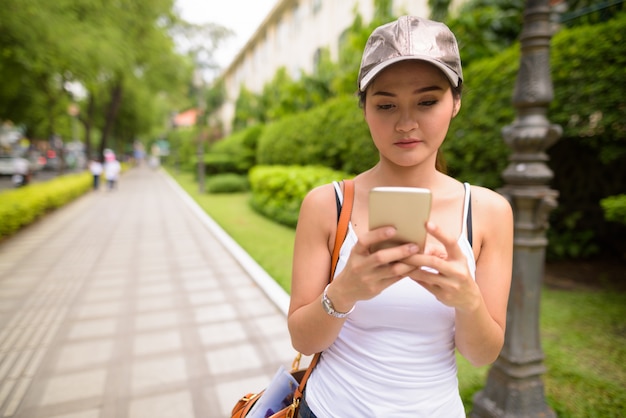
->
xmin=471 ymin=1 xmax=561 ymax=416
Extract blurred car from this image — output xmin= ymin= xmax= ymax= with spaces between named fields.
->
xmin=0 ymin=155 xmax=32 ymax=186
xmin=0 ymin=155 xmax=27 ymax=176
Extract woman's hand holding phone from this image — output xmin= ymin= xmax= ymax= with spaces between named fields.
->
xmin=330 ymin=226 xmax=421 ymax=308
xmin=403 ymin=222 xmax=479 ymax=311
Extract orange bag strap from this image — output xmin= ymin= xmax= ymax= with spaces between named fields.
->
xmin=293 ymin=179 xmax=355 ymax=400
xmin=331 ymin=179 xmax=354 ymax=279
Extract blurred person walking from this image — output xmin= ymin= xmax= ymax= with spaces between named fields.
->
xmin=103 ymin=152 xmax=121 ymax=191
xmin=88 ymin=158 xmax=103 ymax=191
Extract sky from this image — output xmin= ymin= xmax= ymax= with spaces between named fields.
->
xmin=175 ymin=0 xmax=278 ymax=73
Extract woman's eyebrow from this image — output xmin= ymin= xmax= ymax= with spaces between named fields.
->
xmin=371 ymin=85 xmax=444 ymax=97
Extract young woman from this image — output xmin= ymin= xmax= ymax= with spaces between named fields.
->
xmin=288 ymin=16 xmax=513 ymax=417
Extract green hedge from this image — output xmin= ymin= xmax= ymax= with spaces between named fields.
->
xmin=0 ymin=172 xmax=92 ymax=239
xmin=249 ymin=165 xmax=351 ymax=227
xmin=440 ymin=15 xmax=626 ymax=259
xmin=601 ymin=194 xmax=626 ymax=226
xmin=205 ymin=173 xmax=249 ymax=193
xmin=204 ymin=124 xmax=262 ymax=175
xmin=443 ymin=48 xmax=517 ymax=188
xmin=256 ymin=95 xmax=378 ymax=174
xmin=547 ymin=16 xmax=626 ymax=259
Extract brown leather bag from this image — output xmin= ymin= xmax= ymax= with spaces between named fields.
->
xmin=231 ymin=180 xmax=355 ymax=418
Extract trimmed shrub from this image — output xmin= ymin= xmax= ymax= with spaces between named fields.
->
xmin=205 ymin=173 xmax=249 ymax=193
xmin=0 ymin=172 xmax=92 ymax=239
xmin=249 ymin=165 xmax=350 ymax=227
xmin=204 ymin=124 xmax=263 ymax=175
xmin=601 ymin=195 xmax=626 ymax=226
xmin=256 ymin=95 xmax=378 ymax=175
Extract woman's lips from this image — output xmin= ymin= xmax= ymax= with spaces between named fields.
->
xmin=394 ymin=139 xmax=421 ymax=148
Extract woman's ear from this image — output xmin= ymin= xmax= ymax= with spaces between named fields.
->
xmin=452 ymin=99 xmax=462 ymax=118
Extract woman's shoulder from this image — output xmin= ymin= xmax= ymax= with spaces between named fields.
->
xmin=469 ymin=184 xmax=513 ymax=226
xmin=303 ymin=182 xmax=337 ymax=207
xmin=299 ymin=182 xmax=341 ymax=226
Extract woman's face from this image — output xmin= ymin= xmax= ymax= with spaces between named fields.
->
xmin=364 ymin=60 xmax=460 ymax=169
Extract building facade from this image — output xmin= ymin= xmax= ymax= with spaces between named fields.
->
xmin=214 ymin=0 xmax=432 ymax=135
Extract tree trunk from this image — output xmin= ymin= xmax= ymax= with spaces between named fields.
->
xmin=80 ymin=95 xmax=96 ymax=160
xmin=99 ymin=79 xmax=124 ymax=157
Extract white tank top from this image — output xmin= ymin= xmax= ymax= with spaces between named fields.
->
xmin=305 ymin=182 xmax=476 ymax=417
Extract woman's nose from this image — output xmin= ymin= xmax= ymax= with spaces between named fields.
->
xmin=395 ymin=110 xmax=418 ymax=132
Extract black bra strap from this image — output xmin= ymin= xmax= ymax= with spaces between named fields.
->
xmin=335 ymin=186 xmax=341 ymax=223
xmin=467 ymin=196 xmax=473 ymax=248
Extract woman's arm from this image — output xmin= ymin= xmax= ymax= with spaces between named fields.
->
xmin=455 ymin=188 xmax=513 ymax=366
xmin=288 ymin=185 xmax=354 ymax=355
xmin=406 ymin=187 xmax=513 ymax=366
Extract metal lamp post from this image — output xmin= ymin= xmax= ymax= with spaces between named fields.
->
xmin=471 ymin=1 xmax=561 ymax=416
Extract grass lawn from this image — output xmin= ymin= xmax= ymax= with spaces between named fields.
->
xmin=167 ymin=167 xmax=626 ymax=418
xmin=168 ymin=169 xmax=295 ymax=291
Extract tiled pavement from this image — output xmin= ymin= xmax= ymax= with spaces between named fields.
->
xmin=0 ymin=166 xmax=310 ymax=418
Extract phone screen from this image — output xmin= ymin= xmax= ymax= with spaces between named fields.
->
xmin=368 ymin=187 xmax=432 ymax=252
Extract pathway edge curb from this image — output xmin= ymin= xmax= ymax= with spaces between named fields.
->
xmin=162 ymin=170 xmax=291 ymax=316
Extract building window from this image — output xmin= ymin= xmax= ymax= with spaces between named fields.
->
xmin=292 ymin=2 xmax=301 ymax=35
xmin=312 ymin=0 xmax=322 ymax=14
xmin=276 ymin=19 xmax=287 ymax=48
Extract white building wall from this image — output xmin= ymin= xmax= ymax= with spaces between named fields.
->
xmin=215 ymin=0 xmax=432 ymax=135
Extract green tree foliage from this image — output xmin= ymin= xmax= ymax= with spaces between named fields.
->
xmin=446 ymin=0 xmax=525 ymax=66
xmin=429 ymin=0 xmax=453 ymax=21
xmin=165 ymin=127 xmax=197 ymax=171
xmin=0 ymin=0 xmax=229 ymax=160
xmin=560 ymin=0 xmax=625 ymax=26
xmin=233 ymin=87 xmax=265 ymax=132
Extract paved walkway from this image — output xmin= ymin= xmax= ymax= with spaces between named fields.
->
xmin=0 ymin=166 xmax=309 ymax=418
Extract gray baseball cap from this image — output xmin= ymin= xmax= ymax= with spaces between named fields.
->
xmin=358 ymin=16 xmax=463 ymax=92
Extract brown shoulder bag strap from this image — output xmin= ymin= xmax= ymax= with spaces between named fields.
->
xmin=331 ymin=179 xmax=354 ymax=279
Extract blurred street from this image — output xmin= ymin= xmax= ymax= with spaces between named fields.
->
xmin=0 ymin=166 xmax=302 ymax=418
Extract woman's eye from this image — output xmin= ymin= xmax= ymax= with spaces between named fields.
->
xmin=377 ymin=103 xmax=395 ymax=110
xmin=420 ymin=100 xmax=438 ymax=107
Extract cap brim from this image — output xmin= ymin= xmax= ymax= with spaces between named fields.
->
xmin=359 ymin=55 xmax=460 ymax=92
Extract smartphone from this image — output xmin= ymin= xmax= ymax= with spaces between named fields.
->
xmin=368 ymin=187 xmax=432 ymax=252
